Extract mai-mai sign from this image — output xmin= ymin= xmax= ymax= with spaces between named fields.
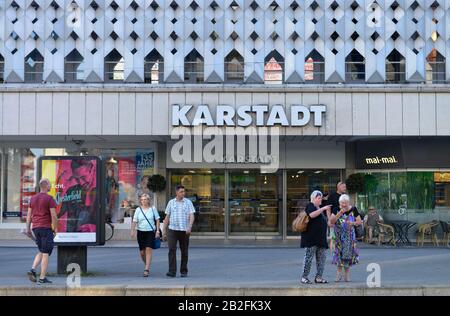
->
xmin=355 ymin=140 xmax=404 ymax=169
xmin=172 ymin=104 xmax=326 ymax=127
xmin=365 ymin=156 xmax=399 ymax=165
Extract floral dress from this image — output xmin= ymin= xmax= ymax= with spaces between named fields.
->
xmin=332 ymin=211 xmax=360 ymax=268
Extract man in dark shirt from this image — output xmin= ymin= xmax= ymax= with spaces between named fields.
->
xmin=26 ymin=178 xmax=58 ymax=284
xmin=327 ymin=181 xmax=347 ymax=215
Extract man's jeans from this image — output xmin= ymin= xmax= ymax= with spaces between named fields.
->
xmin=168 ymin=229 xmax=190 ymax=275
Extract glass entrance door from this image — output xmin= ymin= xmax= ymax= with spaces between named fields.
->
xmin=170 ymin=170 xmax=225 ymax=233
xmin=286 ymin=170 xmax=341 ymax=236
xmin=228 ymin=171 xmax=282 ymax=234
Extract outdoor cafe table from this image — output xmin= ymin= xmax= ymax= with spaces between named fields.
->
xmin=389 ymin=220 xmax=417 ymax=245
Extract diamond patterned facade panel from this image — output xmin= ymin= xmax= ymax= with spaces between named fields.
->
xmin=0 ymin=0 xmax=448 ymax=82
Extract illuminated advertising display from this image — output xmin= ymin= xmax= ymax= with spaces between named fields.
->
xmin=39 ymin=156 xmax=105 ymax=245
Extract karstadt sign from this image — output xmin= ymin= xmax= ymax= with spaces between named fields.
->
xmin=172 ymin=104 xmax=326 ymax=127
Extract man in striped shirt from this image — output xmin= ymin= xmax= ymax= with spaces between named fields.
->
xmin=163 ymin=184 xmax=195 ymax=278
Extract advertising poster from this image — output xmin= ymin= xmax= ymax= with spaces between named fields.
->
xmin=136 ymin=151 xmax=154 ymax=185
xmin=41 ymin=157 xmax=99 ymax=244
xmin=103 ymin=150 xmax=155 ymax=223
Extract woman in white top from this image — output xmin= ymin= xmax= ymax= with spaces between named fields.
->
xmin=131 ymin=193 xmax=160 ymax=277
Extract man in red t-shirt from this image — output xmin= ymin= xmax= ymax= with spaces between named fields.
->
xmin=26 ymin=178 xmax=58 ymax=284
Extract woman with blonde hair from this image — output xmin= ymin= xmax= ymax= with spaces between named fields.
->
xmin=131 ymin=193 xmax=160 ymax=277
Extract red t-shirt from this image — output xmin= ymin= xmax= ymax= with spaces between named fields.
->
xmin=30 ymin=193 xmax=57 ymax=229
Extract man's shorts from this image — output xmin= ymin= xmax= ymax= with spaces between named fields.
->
xmin=32 ymin=228 xmax=54 ymax=255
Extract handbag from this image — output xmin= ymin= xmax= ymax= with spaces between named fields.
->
xmin=292 ymin=209 xmax=310 ymax=233
xmin=350 ymin=207 xmax=364 ymax=239
xmin=139 ymin=207 xmax=161 ymax=249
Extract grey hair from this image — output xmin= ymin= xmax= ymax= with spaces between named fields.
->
xmin=339 ymin=194 xmax=351 ymax=204
xmin=39 ymin=178 xmax=50 ymax=187
xmin=140 ymin=193 xmax=152 ymax=204
xmin=310 ymin=190 xmax=323 ymax=202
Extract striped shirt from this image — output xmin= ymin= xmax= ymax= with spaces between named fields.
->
xmin=165 ymin=198 xmax=195 ymax=231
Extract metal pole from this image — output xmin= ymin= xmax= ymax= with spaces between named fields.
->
xmin=224 ymin=170 xmax=229 ymax=240
xmin=282 ymin=169 xmax=287 ymax=240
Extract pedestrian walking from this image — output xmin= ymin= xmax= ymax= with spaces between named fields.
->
xmin=162 ymin=185 xmax=195 ymax=278
xmin=131 ymin=193 xmax=160 ymax=277
xmin=26 ymin=178 xmax=58 ymax=284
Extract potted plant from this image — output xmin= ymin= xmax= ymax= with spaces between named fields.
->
xmin=146 ymin=174 xmax=166 ymax=213
xmin=346 ymin=173 xmax=365 ymax=194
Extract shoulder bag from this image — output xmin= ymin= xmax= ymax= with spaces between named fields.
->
xmin=292 ymin=208 xmax=310 ymax=233
xmin=139 ymin=207 xmax=161 ymax=249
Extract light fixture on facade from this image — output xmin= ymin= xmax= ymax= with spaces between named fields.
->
xmin=244 ymin=170 xmax=249 ymax=174
xmin=189 ymin=170 xmax=196 ymax=174
xmin=297 ymin=170 xmax=304 ymax=174
xmin=431 ymin=31 xmax=438 ymax=42
xmin=314 ymin=170 xmax=322 ymax=174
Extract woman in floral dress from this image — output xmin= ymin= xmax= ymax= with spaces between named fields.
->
xmin=328 ymin=194 xmax=362 ymax=282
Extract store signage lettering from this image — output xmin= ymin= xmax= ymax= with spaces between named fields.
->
xmin=365 ymin=156 xmax=399 ymax=165
xmin=355 ymin=140 xmax=404 ymax=169
xmin=172 ymin=104 xmax=326 ymax=127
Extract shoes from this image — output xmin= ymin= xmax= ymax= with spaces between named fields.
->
xmin=27 ymin=269 xmax=37 ymax=283
xmin=38 ymin=277 xmax=52 ymax=284
xmin=166 ymin=272 xmax=176 ymax=278
xmin=180 ymin=273 xmax=188 ymax=278
xmin=300 ymin=277 xmax=312 ymax=284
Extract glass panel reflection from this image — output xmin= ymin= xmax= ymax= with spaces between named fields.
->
xmin=286 ymin=170 xmax=341 ymax=236
xmin=171 ymin=170 xmax=225 ymax=233
xmin=229 ymin=171 xmax=281 ymax=233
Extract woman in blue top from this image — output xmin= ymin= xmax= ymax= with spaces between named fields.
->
xmin=131 ymin=193 xmax=160 ymax=277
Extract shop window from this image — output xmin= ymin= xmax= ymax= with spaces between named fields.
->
xmin=229 ymin=171 xmax=282 ymax=234
xmin=83 ymin=149 xmax=156 ymax=224
xmin=184 ymin=49 xmax=204 ymax=83
xmin=104 ymin=49 xmax=124 ymax=82
xmin=144 ymin=49 xmax=164 ymax=84
xmin=385 ymin=49 xmax=406 ymax=83
xmin=345 ymin=49 xmax=365 ymax=83
xmin=435 ymin=173 xmax=450 ymax=207
xmin=304 ymin=49 xmax=325 ymax=83
xmin=24 ymin=49 xmax=44 ymax=83
xmin=358 ymin=172 xmax=450 ymax=225
xmin=170 ymin=170 xmax=225 ymax=233
xmin=286 ymin=170 xmax=341 ymax=236
xmin=64 ymin=49 xmax=84 ymax=82
xmin=0 ymin=53 xmax=4 ymax=83
xmin=426 ymin=49 xmax=446 ymax=84
xmin=0 ymin=148 xmax=68 ymax=224
xmin=224 ymin=49 xmax=244 ymax=83
xmin=264 ymin=50 xmax=284 ymax=84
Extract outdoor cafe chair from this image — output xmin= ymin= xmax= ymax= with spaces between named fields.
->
xmin=378 ymin=223 xmax=396 ymax=246
xmin=417 ymin=221 xmax=440 ymax=247
xmin=439 ymin=221 xmax=450 ymax=247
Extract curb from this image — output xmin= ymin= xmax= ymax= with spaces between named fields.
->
xmin=2 ymin=286 xmax=450 ymax=296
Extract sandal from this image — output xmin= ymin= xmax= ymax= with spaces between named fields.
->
xmin=143 ymin=270 xmax=149 ymax=277
xmin=300 ymin=277 xmax=312 ymax=284
xmin=314 ymin=277 xmax=329 ymax=284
